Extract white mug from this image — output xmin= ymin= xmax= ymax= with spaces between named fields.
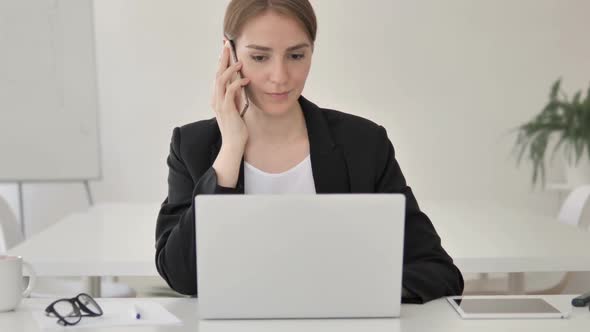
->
xmin=0 ymin=255 xmax=36 ymax=312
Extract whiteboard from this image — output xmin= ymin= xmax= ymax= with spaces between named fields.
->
xmin=0 ymin=0 xmax=100 ymax=181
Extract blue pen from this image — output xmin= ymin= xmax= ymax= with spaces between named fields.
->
xmin=131 ymin=304 xmax=143 ymax=319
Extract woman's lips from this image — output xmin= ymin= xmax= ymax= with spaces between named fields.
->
xmin=265 ymin=91 xmax=290 ymax=101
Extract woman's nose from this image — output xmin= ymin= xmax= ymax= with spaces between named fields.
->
xmin=269 ymin=60 xmax=289 ymax=85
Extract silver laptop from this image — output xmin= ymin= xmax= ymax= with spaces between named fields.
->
xmin=195 ymin=194 xmax=406 ymax=319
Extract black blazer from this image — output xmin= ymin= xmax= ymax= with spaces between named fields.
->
xmin=155 ymin=96 xmax=464 ymax=304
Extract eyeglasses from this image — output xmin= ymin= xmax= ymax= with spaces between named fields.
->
xmin=45 ymin=293 xmax=103 ymax=326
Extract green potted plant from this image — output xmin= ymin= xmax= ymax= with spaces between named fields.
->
xmin=513 ymin=79 xmax=590 ymax=187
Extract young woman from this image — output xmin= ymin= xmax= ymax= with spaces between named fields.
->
xmin=155 ymin=0 xmax=463 ymax=304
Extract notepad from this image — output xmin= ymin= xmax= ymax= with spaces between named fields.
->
xmin=32 ymin=299 xmax=182 ymax=330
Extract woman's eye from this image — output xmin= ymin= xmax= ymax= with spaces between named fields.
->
xmin=290 ymin=53 xmax=305 ymax=60
xmin=251 ymin=55 xmax=267 ymax=62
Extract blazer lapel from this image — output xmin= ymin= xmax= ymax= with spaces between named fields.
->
xmin=300 ymin=97 xmax=350 ymax=194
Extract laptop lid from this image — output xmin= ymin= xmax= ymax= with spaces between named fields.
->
xmin=195 ymin=194 xmax=405 ymax=319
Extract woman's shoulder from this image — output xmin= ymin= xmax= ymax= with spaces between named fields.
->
xmin=167 ymin=118 xmax=220 ymax=158
xmin=313 ymin=106 xmax=394 ymax=174
xmin=177 ymin=117 xmax=219 ymax=139
xmin=301 ymin=96 xmax=383 ymax=136
xmin=321 ymin=107 xmax=381 ymax=129
xmin=317 ymin=107 xmax=388 ymax=144
xmin=171 ymin=117 xmax=219 ymax=145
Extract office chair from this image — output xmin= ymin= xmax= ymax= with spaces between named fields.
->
xmin=0 ymin=195 xmax=136 ymax=298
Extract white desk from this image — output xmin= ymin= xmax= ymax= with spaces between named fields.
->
xmin=8 ymin=203 xmax=160 ymax=277
xmin=421 ymin=200 xmax=590 ymax=273
xmin=421 ymin=200 xmax=590 ymax=293
xmin=7 ymin=203 xmax=160 ymax=296
xmin=1 ymin=295 xmax=588 ymax=332
xmin=8 ymin=201 xmax=590 ymax=294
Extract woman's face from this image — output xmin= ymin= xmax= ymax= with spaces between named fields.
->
xmin=234 ymin=11 xmax=313 ymax=116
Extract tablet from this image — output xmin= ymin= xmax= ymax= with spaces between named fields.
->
xmin=447 ymin=296 xmax=569 ymax=319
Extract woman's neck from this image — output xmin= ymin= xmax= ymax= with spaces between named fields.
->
xmin=243 ymin=102 xmax=307 ymax=146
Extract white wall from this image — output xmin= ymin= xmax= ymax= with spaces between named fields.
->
xmin=384 ymin=0 xmax=590 ymax=210
xmin=1 ymin=0 xmax=589 ymax=236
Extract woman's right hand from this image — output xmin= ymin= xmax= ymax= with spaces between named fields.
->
xmin=211 ymin=42 xmax=251 ymax=154
xmin=210 ymin=42 xmax=251 ymax=188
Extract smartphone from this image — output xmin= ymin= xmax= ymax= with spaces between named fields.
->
xmin=226 ymin=38 xmax=250 ymax=117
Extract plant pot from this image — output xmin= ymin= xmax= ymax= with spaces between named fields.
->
xmin=564 ymin=157 xmax=590 ymax=186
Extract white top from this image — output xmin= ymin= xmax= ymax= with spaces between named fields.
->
xmin=3 ymin=295 xmax=586 ymax=332
xmin=244 ymin=155 xmax=316 ymax=194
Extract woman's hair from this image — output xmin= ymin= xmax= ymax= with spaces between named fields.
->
xmin=223 ymin=0 xmax=317 ymax=45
